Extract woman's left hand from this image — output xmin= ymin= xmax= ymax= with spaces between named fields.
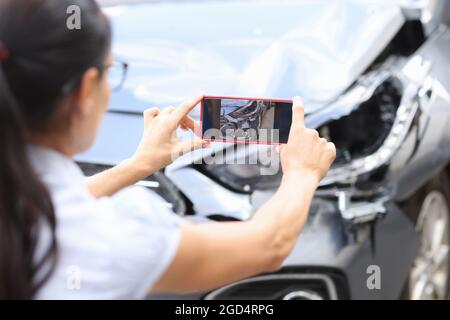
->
xmin=86 ymin=95 xmax=208 ymax=198
xmin=130 ymin=94 xmax=209 ymax=176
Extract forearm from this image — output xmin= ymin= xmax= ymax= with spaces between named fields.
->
xmin=153 ymin=172 xmax=319 ymax=294
xmin=153 ymin=220 xmax=273 ymax=293
xmin=202 ymin=172 xmax=318 ymax=282
xmin=252 ymin=171 xmax=319 ymax=265
xmin=85 ymin=158 xmax=156 ymax=197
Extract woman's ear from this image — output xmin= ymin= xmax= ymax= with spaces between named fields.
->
xmin=75 ymin=67 xmax=100 ymax=116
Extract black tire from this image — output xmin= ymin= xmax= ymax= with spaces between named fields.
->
xmin=400 ymin=169 xmax=450 ymax=300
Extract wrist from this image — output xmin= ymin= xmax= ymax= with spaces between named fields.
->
xmin=281 ymin=170 xmax=320 ymax=189
xmin=122 ymin=156 xmax=156 ymax=181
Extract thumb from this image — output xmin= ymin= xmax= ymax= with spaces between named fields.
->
xmin=143 ymin=107 xmax=160 ymax=126
xmin=291 ymin=97 xmax=305 ymax=128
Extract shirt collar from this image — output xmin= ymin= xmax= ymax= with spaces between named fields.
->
xmin=27 ymin=144 xmax=85 ymax=185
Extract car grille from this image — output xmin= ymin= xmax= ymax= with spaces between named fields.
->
xmin=77 ymin=162 xmax=188 ymax=215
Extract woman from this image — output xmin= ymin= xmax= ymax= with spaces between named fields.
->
xmin=0 ymin=0 xmax=335 ymax=299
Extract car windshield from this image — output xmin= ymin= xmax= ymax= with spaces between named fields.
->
xmin=103 ymin=0 xmax=404 ymax=112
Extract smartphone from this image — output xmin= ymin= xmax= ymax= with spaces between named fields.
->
xmin=200 ymin=96 xmax=293 ymax=145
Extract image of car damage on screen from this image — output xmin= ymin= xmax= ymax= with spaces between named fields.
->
xmin=201 ymin=98 xmax=292 ymax=144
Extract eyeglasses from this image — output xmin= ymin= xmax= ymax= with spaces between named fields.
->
xmin=103 ymin=60 xmax=128 ymax=92
xmin=61 ymin=59 xmax=129 ymax=94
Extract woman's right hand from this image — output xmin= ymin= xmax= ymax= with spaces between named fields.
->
xmin=279 ymin=97 xmax=336 ymax=184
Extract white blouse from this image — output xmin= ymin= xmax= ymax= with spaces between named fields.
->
xmin=28 ymin=145 xmax=181 ymax=299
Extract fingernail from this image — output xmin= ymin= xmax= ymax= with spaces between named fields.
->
xmin=293 ymin=96 xmax=303 ymax=103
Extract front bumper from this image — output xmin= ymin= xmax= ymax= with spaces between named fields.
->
xmin=151 ymin=195 xmax=419 ymax=300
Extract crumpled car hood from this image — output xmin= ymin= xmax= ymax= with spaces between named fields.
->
xmin=78 ymin=0 xmax=405 ymax=164
xmin=105 ymin=0 xmax=405 ymax=113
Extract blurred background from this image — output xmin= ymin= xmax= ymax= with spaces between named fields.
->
xmin=82 ymin=0 xmax=450 ymax=300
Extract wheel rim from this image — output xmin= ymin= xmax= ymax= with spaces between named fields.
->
xmin=409 ymin=191 xmax=450 ymax=300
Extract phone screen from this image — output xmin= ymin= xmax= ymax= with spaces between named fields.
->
xmin=201 ymin=97 xmax=293 ymax=144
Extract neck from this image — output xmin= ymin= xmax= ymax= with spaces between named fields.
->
xmin=27 ymin=132 xmax=75 ymax=158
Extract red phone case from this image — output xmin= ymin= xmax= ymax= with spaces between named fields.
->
xmin=200 ymin=95 xmax=293 ymax=145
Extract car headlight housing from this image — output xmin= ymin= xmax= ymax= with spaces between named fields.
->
xmin=318 ymin=78 xmax=402 ymax=166
xmin=318 ymin=74 xmax=425 ymax=186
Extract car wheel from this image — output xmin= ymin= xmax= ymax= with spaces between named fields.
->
xmin=401 ymin=170 xmax=450 ymax=300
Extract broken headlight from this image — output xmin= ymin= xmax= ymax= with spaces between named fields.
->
xmin=319 ymin=79 xmax=402 ymax=166
xmin=317 ymin=74 xmax=422 ymax=186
